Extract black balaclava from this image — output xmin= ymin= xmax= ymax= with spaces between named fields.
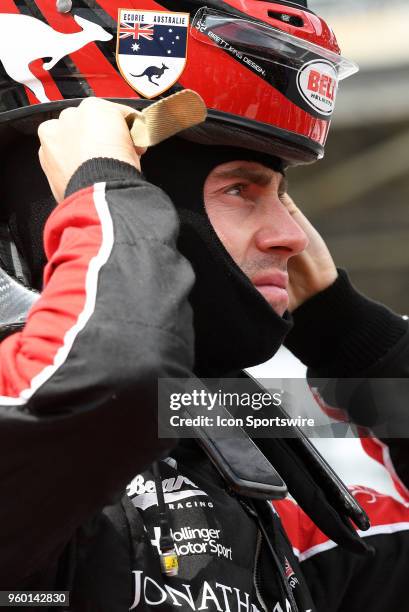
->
xmin=142 ymin=138 xmax=293 ymax=377
xmin=1 ymin=134 xmax=55 ymax=289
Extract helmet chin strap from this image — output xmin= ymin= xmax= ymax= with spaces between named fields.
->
xmin=126 ymin=89 xmax=207 ymax=148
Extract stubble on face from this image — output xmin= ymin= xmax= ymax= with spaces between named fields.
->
xmin=238 ymin=256 xmax=289 ymax=316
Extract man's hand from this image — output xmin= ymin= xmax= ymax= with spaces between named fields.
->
xmin=283 ymin=194 xmax=338 ymax=312
xmin=38 ymin=98 xmax=146 ymax=202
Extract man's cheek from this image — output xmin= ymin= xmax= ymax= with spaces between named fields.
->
xmin=215 ymin=228 xmax=244 ymax=266
xmin=204 ymin=203 xmax=248 ymax=265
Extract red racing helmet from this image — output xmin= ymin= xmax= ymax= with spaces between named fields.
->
xmin=0 ymin=0 xmax=358 ymax=164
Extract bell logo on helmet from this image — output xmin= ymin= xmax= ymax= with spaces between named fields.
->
xmin=0 ymin=13 xmax=112 ymax=103
xmin=116 ymin=9 xmax=189 ymax=99
xmin=296 ymin=59 xmax=338 ymax=117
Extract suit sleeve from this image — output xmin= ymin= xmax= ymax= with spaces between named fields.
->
xmin=274 ymin=489 xmax=409 ymax=612
xmin=0 ymin=160 xmax=195 ymax=585
xmin=284 ymin=270 xmax=409 ymax=496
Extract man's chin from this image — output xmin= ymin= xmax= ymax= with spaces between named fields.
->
xmin=255 ymin=285 xmax=289 ymax=317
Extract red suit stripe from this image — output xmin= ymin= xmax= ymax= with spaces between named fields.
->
xmin=0 ymin=183 xmax=111 ymax=401
xmin=274 ymin=487 xmax=409 ymax=562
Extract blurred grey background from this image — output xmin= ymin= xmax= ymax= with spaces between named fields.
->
xmin=290 ymin=0 xmax=409 ymax=313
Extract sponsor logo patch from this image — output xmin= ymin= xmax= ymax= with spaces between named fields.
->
xmin=127 ymin=473 xmax=210 ymax=511
xmin=296 ymin=59 xmax=338 ymax=116
xmin=116 ymin=8 xmax=189 ymax=98
xmin=284 ymin=557 xmax=299 ymax=591
xmin=151 ymin=525 xmax=233 ymax=560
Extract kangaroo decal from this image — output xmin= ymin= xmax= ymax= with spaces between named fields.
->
xmin=0 ymin=13 xmax=112 ymax=103
xmin=131 ymin=63 xmax=169 ymax=86
xmin=116 ymin=8 xmax=189 ymax=99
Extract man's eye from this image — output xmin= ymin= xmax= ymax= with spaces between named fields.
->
xmin=224 ymin=183 xmax=246 ymax=196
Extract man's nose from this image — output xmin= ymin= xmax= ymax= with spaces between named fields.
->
xmin=253 ymin=200 xmax=309 ymax=257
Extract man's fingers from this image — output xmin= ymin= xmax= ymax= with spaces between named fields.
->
xmin=135 ymin=146 xmax=147 ymax=157
xmin=96 ymin=100 xmax=140 ymax=119
xmin=38 ymin=145 xmax=59 ymax=202
xmin=53 ymin=99 xmax=141 ymax=139
xmin=37 ymin=98 xmax=145 ymax=202
xmin=281 ymin=193 xmax=301 ymax=216
xmin=58 ymin=106 xmax=78 ymax=122
xmin=38 ymin=146 xmax=45 ymax=170
xmin=78 ymin=96 xmax=138 ymax=119
xmin=37 ymin=118 xmax=59 ymax=142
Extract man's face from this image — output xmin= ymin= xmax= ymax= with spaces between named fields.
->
xmin=203 ymin=160 xmax=308 ymax=316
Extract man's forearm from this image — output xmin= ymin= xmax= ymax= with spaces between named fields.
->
xmin=0 ymin=162 xmax=195 ymax=585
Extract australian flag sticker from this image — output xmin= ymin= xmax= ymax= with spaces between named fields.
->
xmin=116 ymin=9 xmax=189 ymax=99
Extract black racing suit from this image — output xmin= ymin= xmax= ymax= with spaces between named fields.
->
xmin=0 ymin=160 xmax=408 ymax=611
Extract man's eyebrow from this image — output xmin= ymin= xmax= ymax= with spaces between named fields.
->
xmin=212 ymin=166 xmax=275 ymax=187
